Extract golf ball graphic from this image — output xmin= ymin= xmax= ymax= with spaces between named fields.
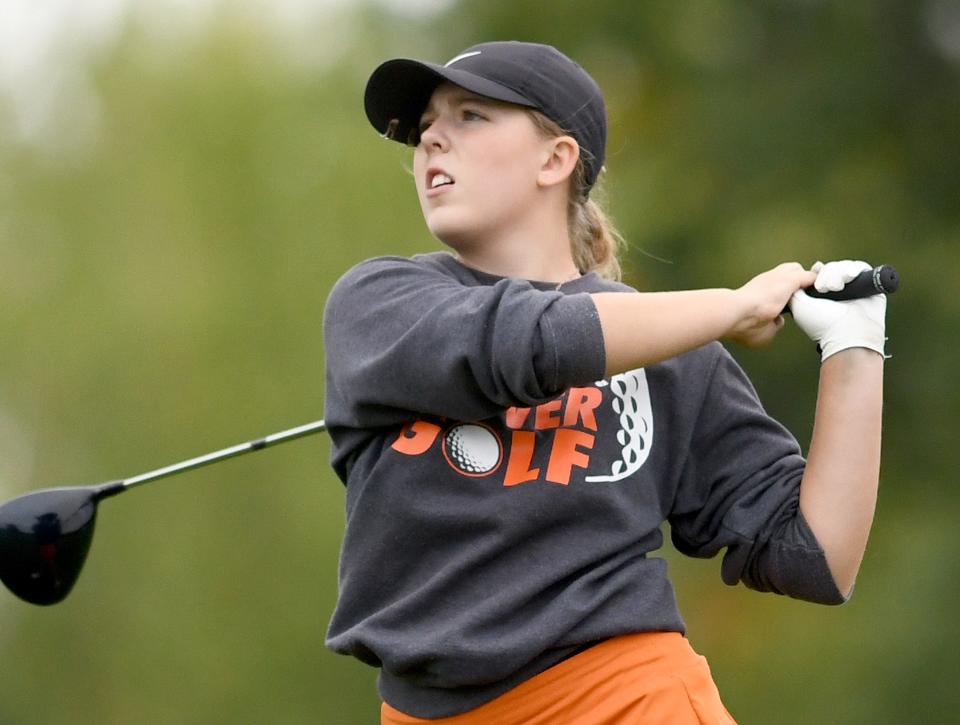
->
xmin=442 ymin=424 xmax=503 ymax=477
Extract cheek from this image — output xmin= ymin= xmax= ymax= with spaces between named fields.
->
xmin=473 ymin=144 xmax=540 ymax=200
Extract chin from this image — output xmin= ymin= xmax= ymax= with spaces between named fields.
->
xmin=432 ymin=233 xmax=476 ymax=255
xmin=424 ymin=216 xmax=480 ymax=250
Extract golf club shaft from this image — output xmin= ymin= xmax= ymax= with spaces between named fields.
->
xmin=120 ymin=419 xmax=326 ymax=491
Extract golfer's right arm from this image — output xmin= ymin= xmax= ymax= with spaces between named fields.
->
xmin=592 ymin=263 xmax=817 ymax=376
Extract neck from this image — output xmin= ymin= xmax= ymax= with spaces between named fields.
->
xmin=455 ymin=248 xmax=580 ymax=284
xmin=447 ymin=201 xmax=580 ymax=284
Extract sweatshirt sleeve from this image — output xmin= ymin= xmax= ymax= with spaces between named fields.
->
xmin=668 ymin=347 xmax=846 ymax=605
xmin=322 ymin=256 xmax=607 ymax=428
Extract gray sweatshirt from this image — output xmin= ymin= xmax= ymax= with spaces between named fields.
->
xmin=322 ymin=252 xmax=843 ymax=719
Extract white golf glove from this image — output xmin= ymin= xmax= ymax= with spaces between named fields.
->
xmin=789 ymin=260 xmax=887 ymax=362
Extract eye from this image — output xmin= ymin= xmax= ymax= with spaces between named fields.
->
xmin=462 ymin=109 xmax=485 ymax=121
xmin=409 ymin=119 xmax=431 ymax=147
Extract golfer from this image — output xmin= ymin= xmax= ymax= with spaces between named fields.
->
xmin=322 ymin=41 xmax=886 ymax=724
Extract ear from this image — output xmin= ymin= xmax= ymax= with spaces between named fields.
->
xmin=537 ymin=136 xmax=580 ymax=190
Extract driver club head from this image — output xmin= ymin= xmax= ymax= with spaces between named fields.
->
xmin=0 ymin=482 xmax=123 ymax=605
xmin=0 ymin=419 xmax=324 ymax=606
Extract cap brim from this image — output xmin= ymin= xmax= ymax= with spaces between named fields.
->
xmin=364 ymin=59 xmax=537 ymax=144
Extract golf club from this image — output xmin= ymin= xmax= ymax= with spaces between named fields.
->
xmin=782 ymin=264 xmax=899 ymax=314
xmin=0 ymin=264 xmax=899 ymax=608
xmin=0 ymin=419 xmax=326 ymax=606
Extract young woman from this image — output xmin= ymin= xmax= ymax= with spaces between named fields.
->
xmin=323 ymin=41 xmax=886 ymax=724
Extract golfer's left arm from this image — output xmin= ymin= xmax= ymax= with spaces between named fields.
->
xmin=789 ymin=260 xmax=888 ymax=599
xmin=799 ymin=348 xmax=883 ymax=598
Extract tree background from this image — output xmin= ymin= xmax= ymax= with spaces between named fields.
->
xmin=0 ymin=1 xmax=957 ymax=722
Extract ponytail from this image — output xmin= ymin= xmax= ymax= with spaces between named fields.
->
xmin=528 ymin=111 xmax=625 ymax=281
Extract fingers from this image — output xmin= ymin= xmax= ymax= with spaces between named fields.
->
xmin=732 ymin=261 xmax=840 ymax=348
xmin=766 ymin=262 xmax=817 ymax=291
xmin=784 ymin=262 xmax=818 ymax=289
xmin=753 ymin=315 xmax=786 ymax=347
xmin=737 ymin=260 xmax=879 ymax=356
xmin=813 ymin=260 xmax=872 ymax=293
xmin=739 ymin=263 xmax=816 ymax=322
xmin=788 ymin=288 xmax=808 ymax=314
xmin=788 ymin=287 xmax=834 ymax=321
xmin=737 ymin=310 xmax=787 ymax=348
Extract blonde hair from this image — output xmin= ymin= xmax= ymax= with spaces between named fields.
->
xmin=528 ymin=111 xmax=625 ymax=281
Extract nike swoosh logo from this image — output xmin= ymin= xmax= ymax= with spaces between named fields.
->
xmin=444 ymin=51 xmax=482 ymax=67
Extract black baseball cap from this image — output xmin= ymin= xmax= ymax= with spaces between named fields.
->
xmin=364 ymin=41 xmax=607 ymax=189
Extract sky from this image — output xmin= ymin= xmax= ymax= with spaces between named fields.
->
xmin=0 ymin=0 xmax=454 ymax=151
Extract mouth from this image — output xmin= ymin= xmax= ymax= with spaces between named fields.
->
xmin=426 ymin=169 xmax=455 ymax=194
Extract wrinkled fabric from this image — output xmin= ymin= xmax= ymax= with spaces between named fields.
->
xmin=323 ymin=252 xmax=842 ymax=719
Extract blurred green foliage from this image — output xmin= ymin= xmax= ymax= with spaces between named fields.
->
xmin=0 ymin=1 xmax=957 ymax=723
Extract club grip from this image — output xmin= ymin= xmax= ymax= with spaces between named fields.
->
xmin=803 ymin=264 xmax=900 ymax=301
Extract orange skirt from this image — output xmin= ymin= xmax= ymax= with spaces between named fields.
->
xmin=381 ymin=631 xmax=736 ymax=724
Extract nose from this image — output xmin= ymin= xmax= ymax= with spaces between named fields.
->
xmin=418 ymin=117 xmax=449 ymax=152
